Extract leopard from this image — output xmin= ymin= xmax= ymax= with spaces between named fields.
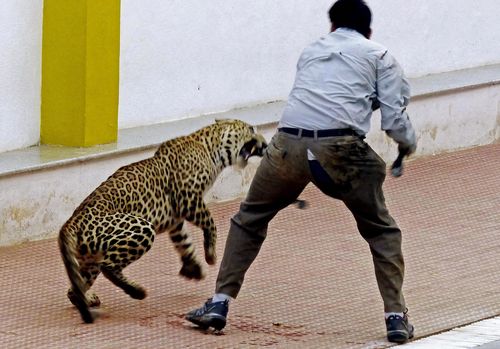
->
xmin=58 ymin=119 xmax=267 ymax=324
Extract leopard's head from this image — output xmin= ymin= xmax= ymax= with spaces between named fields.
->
xmin=215 ymin=119 xmax=267 ymax=169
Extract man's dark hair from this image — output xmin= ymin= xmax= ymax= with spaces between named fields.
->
xmin=329 ymin=0 xmax=372 ymax=38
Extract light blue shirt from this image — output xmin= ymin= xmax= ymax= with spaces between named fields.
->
xmin=279 ymin=28 xmax=416 ymax=147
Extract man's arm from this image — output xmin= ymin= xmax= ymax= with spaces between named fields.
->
xmin=376 ymin=51 xmax=417 ymax=154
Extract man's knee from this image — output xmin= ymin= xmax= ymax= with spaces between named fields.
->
xmin=230 ymin=213 xmax=268 ymax=242
xmin=365 ymin=230 xmax=403 ymax=258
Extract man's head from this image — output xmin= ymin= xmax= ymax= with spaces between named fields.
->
xmin=329 ymin=0 xmax=372 ymax=39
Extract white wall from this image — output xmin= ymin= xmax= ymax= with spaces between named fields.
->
xmin=370 ymin=0 xmax=500 ymax=77
xmin=0 ymin=0 xmax=43 ymax=153
xmin=118 ymin=0 xmax=333 ymax=129
xmin=119 ymin=0 xmax=500 ymax=129
xmin=1 ymin=0 xmax=499 ymax=152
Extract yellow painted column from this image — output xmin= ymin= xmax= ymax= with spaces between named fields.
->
xmin=41 ymin=0 xmax=120 ymax=147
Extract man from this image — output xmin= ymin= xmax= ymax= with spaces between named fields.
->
xmin=186 ymin=0 xmax=416 ymax=344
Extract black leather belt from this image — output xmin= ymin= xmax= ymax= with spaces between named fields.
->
xmin=278 ymin=127 xmax=359 ymax=138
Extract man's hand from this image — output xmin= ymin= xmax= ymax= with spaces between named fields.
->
xmin=392 ymin=142 xmax=416 ymax=177
xmin=398 ymin=142 xmax=416 ymax=157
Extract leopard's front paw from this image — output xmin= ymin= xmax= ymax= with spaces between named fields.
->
xmin=179 ymin=262 xmax=205 ymax=280
xmin=87 ymin=292 xmax=101 ymax=307
xmin=126 ymin=284 xmax=147 ymax=300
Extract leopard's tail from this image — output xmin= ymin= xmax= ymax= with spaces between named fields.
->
xmin=58 ymin=224 xmax=94 ymax=323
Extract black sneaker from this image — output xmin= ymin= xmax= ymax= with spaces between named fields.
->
xmin=185 ymin=298 xmax=229 ymax=330
xmin=386 ymin=313 xmax=414 ymax=343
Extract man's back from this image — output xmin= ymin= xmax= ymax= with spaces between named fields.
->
xmin=280 ymin=27 xmax=411 ymax=143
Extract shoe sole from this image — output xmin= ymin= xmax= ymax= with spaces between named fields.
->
xmin=186 ymin=314 xmax=226 ymax=331
xmin=387 ymin=329 xmax=414 ymax=343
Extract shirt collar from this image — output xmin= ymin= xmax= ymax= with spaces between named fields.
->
xmin=331 ymin=27 xmax=366 ymax=38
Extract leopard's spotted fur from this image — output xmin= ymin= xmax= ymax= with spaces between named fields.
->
xmin=59 ymin=119 xmax=267 ymax=323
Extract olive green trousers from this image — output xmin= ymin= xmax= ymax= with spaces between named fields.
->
xmin=215 ymin=131 xmax=406 ymax=312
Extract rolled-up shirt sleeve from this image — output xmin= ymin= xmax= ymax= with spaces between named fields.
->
xmin=376 ymin=51 xmax=416 ymax=148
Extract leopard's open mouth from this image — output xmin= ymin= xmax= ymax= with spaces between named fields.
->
xmin=239 ymin=135 xmax=267 ymax=161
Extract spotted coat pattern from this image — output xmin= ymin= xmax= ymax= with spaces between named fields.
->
xmin=58 ymin=119 xmax=267 ymax=323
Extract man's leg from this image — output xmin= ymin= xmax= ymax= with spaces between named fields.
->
xmin=343 ymin=176 xmax=406 ymax=313
xmin=310 ymin=137 xmax=413 ymax=343
xmin=343 ymin=175 xmax=414 ymax=343
xmin=186 ymin=132 xmax=310 ymax=329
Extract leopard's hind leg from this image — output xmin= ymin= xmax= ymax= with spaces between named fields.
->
xmin=99 ymin=213 xmax=155 ymax=300
xmin=101 ymin=264 xmax=147 ymax=299
xmin=67 ymin=263 xmax=101 ymax=307
xmin=169 ymin=221 xmax=205 ymax=280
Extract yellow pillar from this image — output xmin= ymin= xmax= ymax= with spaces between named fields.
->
xmin=41 ymin=0 xmax=120 ymax=147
